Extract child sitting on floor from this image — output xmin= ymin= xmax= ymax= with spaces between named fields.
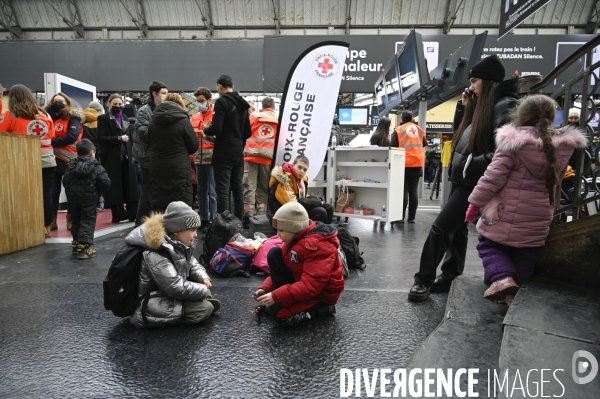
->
xmin=465 ymin=94 xmax=587 ymax=305
xmin=255 ymin=202 xmax=344 ymax=326
xmin=267 ymin=154 xmax=334 ymax=224
xmin=126 ymin=201 xmax=221 ymax=328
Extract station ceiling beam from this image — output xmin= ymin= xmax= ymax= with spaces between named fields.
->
xmin=0 ymin=0 xmax=21 ymax=40
xmin=44 ymin=0 xmax=85 ymax=39
xmin=119 ymin=0 xmax=149 ymax=38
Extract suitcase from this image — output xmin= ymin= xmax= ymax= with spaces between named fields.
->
xmin=249 ymin=214 xmax=277 ymax=237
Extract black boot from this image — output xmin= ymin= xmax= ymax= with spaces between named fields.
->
xmin=408 ymin=282 xmax=430 ymax=301
xmin=431 ymin=273 xmax=454 ymax=292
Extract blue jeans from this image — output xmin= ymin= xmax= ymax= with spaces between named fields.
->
xmin=196 ymin=164 xmax=217 ymax=221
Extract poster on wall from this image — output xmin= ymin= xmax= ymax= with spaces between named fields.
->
xmin=272 ymin=41 xmax=349 ymax=182
xmin=499 ymin=0 xmax=554 ymax=40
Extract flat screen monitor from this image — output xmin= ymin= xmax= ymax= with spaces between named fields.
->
xmin=338 ymin=107 xmax=369 ymax=126
xmin=384 ymin=58 xmax=401 ymax=111
xmin=44 ymin=73 xmax=96 ymax=110
xmin=374 ymin=74 xmax=388 ymax=117
xmin=396 ymin=30 xmax=430 ymax=102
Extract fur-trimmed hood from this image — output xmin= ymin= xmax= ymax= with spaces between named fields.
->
xmin=270 ymin=165 xmax=292 ymax=187
xmin=125 ymin=213 xmax=196 ymax=254
xmin=64 ymin=107 xmax=85 ymax=122
xmin=495 ymin=124 xmax=588 ymax=153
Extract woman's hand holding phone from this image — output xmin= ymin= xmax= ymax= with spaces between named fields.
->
xmin=462 ymin=88 xmax=473 ymax=105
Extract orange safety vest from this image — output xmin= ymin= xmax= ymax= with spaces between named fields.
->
xmin=53 ymin=116 xmax=83 ymax=162
xmin=244 ymin=108 xmax=278 ymax=166
xmin=394 ymin=123 xmax=425 ymax=167
xmin=0 ymin=110 xmax=55 ymax=157
xmin=191 ymin=107 xmax=215 ymax=155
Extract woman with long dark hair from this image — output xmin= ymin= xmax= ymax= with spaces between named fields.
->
xmin=408 ymin=55 xmax=519 ymax=301
xmin=370 ymin=116 xmax=391 ymax=146
xmin=0 ymin=85 xmax=56 ymax=237
xmin=97 ymin=94 xmax=139 ymax=223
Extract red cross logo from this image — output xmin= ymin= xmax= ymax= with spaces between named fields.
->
xmin=318 ymin=58 xmax=334 ymax=74
xmin=31 ymin=124 xmax=44 ymax=136
xmin=55 ymin=123 xmax=63 ymax=132
xmin=258 ymin=124 xmax=275 ymax=138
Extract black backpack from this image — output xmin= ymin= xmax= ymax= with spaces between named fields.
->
xmin=202 ymin=211 xmax=243 ymax=265
xmin=103 ymin=244 xmax=171 ymax=324
xmin=335 ymin=226 xmax=366 ymax=272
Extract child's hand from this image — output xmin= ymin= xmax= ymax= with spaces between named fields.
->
xmin=256 ymin=292 xmax=274 ymax=307
xmin=255 ymin=289 xmax=266 ymax=299
xmin=465 ymin=204 xmax=480 ymax=223
xmin=202 ymin=278 xmax=212 ymax=289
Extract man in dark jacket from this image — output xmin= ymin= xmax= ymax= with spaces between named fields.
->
xmin=63 ymin=139 xmax=111 ymax=260
xmin=148 ymin=100 xmax=198 ymax=212
xmin=203 ymin=75 xmax=252 ymax=220
xmin=134 ymin=80 xmax=168 ymax=226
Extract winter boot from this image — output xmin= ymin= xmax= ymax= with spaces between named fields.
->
xmin=44 ymin=226 xmax=51 ymax=238
xmin=77 ymin=244 xmax=97 ymax=260
xmin=49 ymin=215 xmax=58 ymax=231
xmin=281 ymin=311 xmax=312 ymax=327
xmin=71 ymin=240 xmax=79 ymax=255
xmin=66 ymin=213 xmax=72 ymax=231
xmin=483 ymin=276 xmax=519 ymax=301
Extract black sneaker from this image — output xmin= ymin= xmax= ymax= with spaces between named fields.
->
xmin=431 ymin=273 xmax=453 ymax=292
xmin=408 ymin=282 xmax=430 ymax=301
xmin=281 ymin=311 xmax=312 ymax=327
xmin=407 ymin=219 xmax=415 ymax=224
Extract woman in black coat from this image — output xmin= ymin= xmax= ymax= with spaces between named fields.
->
xmin=97 ymin=94 xmax=139 ymax=223
xmin=147 ymin=94 xmax=199 ymax=212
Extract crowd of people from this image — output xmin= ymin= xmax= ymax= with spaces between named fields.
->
xmin=0 ymin=54 xmax=592 ymax=327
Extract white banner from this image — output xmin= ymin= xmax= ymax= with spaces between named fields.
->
xmin=274 ymin=41 xmax=349 ymax=182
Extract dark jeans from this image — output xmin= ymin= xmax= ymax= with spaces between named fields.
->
xmin=403 ymin=175 xmax=421 ymax=221
xmin=51 ymin=159 xmax=68 ymax=215
xmin=69 ymin=202 xmax=97 ymax=245
xmin=414 ymin=184 xmax=473 ymax=287
xmin=42 ymin=167 xmax=55 ymax=226
xmin=213 ymin=163 xmax=244 ymax=220
xmin=135 ymin=167 xmax=152 ymax=226
xmin=196 ymin=164 xmax=217 ymax=221
xmin=307 ymin=203 xmax=334 ymax=224
xmin=476 ymin=235 xmax=537 ymax=286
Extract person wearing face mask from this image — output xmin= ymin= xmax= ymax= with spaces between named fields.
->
xmin=190 ymin=87 xmax=216 ymax=230
xmin=134 ymin=80 xmax=168 ymax=226
xmin=203 ymin=75 xmax=252 ymax=221
xmin=46 ymin=92 xmax=85 ymax=232
xmin=97 ymin=94 xmax=139 ymax=223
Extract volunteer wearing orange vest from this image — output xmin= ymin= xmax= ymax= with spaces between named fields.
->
xmin=192 ymin=87 xmax=217 ymax=230
xmin=46 ymin=92 xmax=85 ymax=232
xmin=390 ymin=110 xmax=426 ymax=223
xmin=0 ymin=84 xmax=56 ymax=237
xmin=243 ymin=97 xmax=278 ymax=217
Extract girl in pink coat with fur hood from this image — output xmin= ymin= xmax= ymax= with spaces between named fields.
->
xmin=465 ymin=95 xmax=587 ymax=305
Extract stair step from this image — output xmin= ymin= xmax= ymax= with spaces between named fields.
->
xmin=498 ymin=277 xmax=600 ymax=399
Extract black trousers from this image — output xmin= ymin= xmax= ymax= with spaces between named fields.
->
xmin=414 ymin=184 xmax=473 ymax=287
xmin=403 ymin=175 xmax=421 ymax=221
xmin=307 ymin=203 xmax=334 ymax=224
xmin=135 ymin=167 xmax=152 ymax=226
xmin=42 ymin=167 xmax=55 ymax=226
xmin=213 ymin=163 xmax=244 ymax=221
xmin=69 ymin=202 xmax=97 ymax=245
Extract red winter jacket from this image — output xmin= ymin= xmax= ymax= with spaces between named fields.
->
xmin=259 ymin=221 xmax=344 ymax=308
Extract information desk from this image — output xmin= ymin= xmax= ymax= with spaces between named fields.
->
xmin=0 ymin=133 xmax=45 ymax=254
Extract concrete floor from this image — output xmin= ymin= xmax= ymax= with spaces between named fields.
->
xmin=0 ymin=198 xmax=485 ymax=398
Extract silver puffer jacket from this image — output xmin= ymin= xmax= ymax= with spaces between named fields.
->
xmin=125 ymin=213 xmax=210 ymax=328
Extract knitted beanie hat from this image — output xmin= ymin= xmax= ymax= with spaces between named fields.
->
xmin=163 ymin=201 xmax=201 ymax=234
xmin=569 ymin=108 xmax=580 ymax=118
xmin=469 ymin=55 xmax=505 ymax=83
xmin=272 ymin=202 xmax=309 ymax=234
xmin=89 ymin=101 xmax=104 ymax=112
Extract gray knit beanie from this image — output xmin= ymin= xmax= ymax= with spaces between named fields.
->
xmin=272 ymin=202 xmax=309 ymax=233
xmin=163 ymin=201 xmax=201 ymax=234
xmin=89 ymin=101 xmax=104 ymax=112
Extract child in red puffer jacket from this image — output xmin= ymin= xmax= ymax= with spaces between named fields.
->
xmin=254 ymin=202 xmax=344 ymax=326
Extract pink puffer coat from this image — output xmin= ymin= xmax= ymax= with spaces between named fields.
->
xmin=468 ymin=124 xmax=587 ymax=247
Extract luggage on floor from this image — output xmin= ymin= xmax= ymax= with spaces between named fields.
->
xmin=335 ymin=226 xmax=366 ymax=272
xmin=251 ymin=235 xmax=284 ymax=273
xmin=202 ymin=211 xmax=243 ymax=264
xmin=209 ymin=241 xmax=254 ymax=277
xmin=249 ymin=214 xmax=277 ymax=237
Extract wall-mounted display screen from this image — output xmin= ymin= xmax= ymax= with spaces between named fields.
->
xmin=338 ymin=107 xmax=369 ymax=126
xmin=384 ymin=59 xmax=401 ymax=110
xmin=374 ymin=74 xmax=388 ymax=117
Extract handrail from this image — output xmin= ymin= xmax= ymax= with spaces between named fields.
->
xmin=531 ymin=34 xmax=600 ymax=92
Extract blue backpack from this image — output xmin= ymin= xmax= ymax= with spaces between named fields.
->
xmin=209 ymin=241 xmax=254 ymax=278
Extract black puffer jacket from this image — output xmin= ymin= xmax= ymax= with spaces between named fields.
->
xmin=148 ymin=101 xmax=199 ymax=208
xmin=63 ymin=156 xmax=111 ymax=204
xmin=448 ymin=76 xmax=519 ymax=187
xmin=203 ymin=91 xmax=252 ymax=166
